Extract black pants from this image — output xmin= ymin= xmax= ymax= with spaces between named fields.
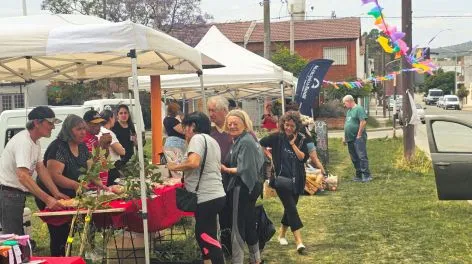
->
xmin=107 ymin=167 xmax=123 ymax=186
xmin=47 ymin=223 xmax=70 ymax=256
xmin=231 ymin=183 xmax=262 ymax=264
xmin=276 ymin=189 xmax=303 ymax=232
xmin=35 ymin=198 xmax=70 ymax=256
xmin=219 ymin=189 xmax=233 ymax=257
xmin=195 ymin=196 xmax=226 ymax=264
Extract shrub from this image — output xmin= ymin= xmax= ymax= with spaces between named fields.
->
xmin=318 ymin=100 xmax=345 ymax=118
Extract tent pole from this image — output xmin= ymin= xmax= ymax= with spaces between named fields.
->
xmin=129 ymin=49 xmax=150 ymax=264
xmin=280 ymin=81 xmax=285 ymax=113
xmin=198 ymin=71 xmax=207 ymax=114
xmin=182 ymin=93 xmax=186 ymax=114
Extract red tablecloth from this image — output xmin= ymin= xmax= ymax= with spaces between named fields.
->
xmin=30 ymin=256 xmax=85 ymax=264
xmin=38 ymin=200 xmax=135 ymax=228
xmin=125 ymin=183 xmax=194 ymax=233
xmin=38 ymin=183 xmax=193 ymax=232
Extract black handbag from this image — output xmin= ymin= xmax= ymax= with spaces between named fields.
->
xmin=176 ymin=135 xmax=207 ymax=212
xmin=269 ymin=135 xmax=305 ymax=192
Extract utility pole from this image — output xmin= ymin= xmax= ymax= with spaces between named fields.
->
xmin=381 ymin=51 xmax=386 ymax=118
xmin=290 ymin=13 xmax=294 ymax=55
xmin=401 ymin=0 xmax=415 ymax=159
xmin=22 ymin=0 xmax=27 ymax=16
xmin=103 ymin=0 xmax=107 ymax=19
xmin=263 ymin=0 xmax=271 ymax=59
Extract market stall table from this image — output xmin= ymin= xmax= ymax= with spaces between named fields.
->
xmin=29 ymin=256 xmax=85 ymax=264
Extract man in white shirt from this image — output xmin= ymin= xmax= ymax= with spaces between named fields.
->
xmin=0 ymin=106 xmax=68 ymax=235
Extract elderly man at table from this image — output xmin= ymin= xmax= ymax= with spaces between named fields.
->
xmin=207 ymin=96 xmax=233 ymax=257
xmin=0 ymin=106 xmax=68 ymax=235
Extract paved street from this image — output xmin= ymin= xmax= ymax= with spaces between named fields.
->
xmin=329 ymin=102 xmax=472 ymax=158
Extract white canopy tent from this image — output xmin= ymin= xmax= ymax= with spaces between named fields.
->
xmin=0 ymin=14 xmax=203 ymax=264
xmin=132 ymin=26 xmax=295 ymax=107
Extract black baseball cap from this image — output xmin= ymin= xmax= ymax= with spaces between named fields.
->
xmin=83 ymin=110 xmax=105 ymax=124
xmin=28 ymin=106 xmax=62 ymax=124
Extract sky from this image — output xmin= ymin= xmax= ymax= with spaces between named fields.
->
xmin=2 ymin=0 xmax=472 ymax=49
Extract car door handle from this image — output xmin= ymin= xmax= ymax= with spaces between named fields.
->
xmin=435 ymin=162 xmax=451 ymax=167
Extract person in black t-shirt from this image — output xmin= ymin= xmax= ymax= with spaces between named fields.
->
xmin=112 ymin=104 xmax=137 ymax=168
xmin=163 ymin=102 xmax=186 ymax=161
xmin=163 ymin=102 xmax=185 ymax=139
xmin=35 ymin=114 xmax=92 ymax=256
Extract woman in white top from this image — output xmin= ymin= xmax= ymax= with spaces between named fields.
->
xmin=99 ymin=109 xmax=125 ymax=185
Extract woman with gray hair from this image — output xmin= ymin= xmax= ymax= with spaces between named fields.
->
xmin=35 ymin=114 xmax=98 ymax=256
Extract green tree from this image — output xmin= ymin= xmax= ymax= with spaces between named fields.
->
xmin=46 ymin=78 xmax=128 ymax=105
xmin=457 ymin=86 xmax=470 ymax=104
xmin=41 ymin=0 xmax=210 ymax=33
xmin=422 ymin=69 xmax=455 ymax=94
xmin=271 ymin=45 xmax=308 ymax=77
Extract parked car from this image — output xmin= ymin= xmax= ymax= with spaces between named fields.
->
xmin=425 ymin=88 xmax=444 ymax=105
xmin=442 ymin=95 xmax=461 ymax=110
xmin=436 ymin=97 xmax=444 ymax=108
xmin=388 ymin=95 xmax=402 ymax=111
xmin=398 ymin=103 xmax=426 ymax=125
xmin=426 ymin=116 xmax=472 ymax=200
xmin=0 ymin=105 xmax=93 ymax=156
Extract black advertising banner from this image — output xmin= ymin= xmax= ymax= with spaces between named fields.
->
xmin=295 ymin=59 xmax=334 ymax=116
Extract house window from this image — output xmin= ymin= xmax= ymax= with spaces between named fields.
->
xmin=2 ymin=96 xmax=12 ymax=111
xmin=323 ymin=47 xmax=348 ymax=65
xmin=14 ymin=94 xmax=24 ymax=109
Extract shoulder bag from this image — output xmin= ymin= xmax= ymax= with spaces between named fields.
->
xmin=176 ymin=135 xmax=207 ymax=212
xmin=269 ymin=135 xmax=305 ymax=192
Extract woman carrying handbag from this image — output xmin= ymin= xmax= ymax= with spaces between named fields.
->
xmin=168 ymin=112 xmax=226 ymax=264
xmin=259 ymin=111 xmax=309 ymax=254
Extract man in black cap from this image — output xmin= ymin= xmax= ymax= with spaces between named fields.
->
xmin=83 ymin=110 xmax=112 ymax=152
xmin=83 ymin=110 xmax=113 ymax=187
xmin=0 ymin=106 xmax=68 ymax=235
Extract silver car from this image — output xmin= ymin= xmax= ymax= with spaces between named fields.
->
xmin=426 ymin=116 xmax=472 ymax=200
xmin=442 ymin=95 xmax=461 ymax=110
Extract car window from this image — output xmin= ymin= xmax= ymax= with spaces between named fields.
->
xmin=432 ymin=121 xmax=472 ymax=153
xmin=429 ymin=91 xmax=443 ymax=96
xmin=446 ymin=97 xmax=458 ymax=101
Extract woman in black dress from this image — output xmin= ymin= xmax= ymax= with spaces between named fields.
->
xmin=112 ymin=104 xmax=137 ymax=168
xmin=35 ymin=114 xmax=92 ymax=256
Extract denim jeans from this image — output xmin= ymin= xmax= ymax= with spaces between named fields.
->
xmin=347 ymin=137 xmax=371 ymax=179
xmin=0 ymin=188 xmax=26 ymax=235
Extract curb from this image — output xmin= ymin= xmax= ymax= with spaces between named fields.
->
xmin=330 ymin=127 xmax=402 ymax=133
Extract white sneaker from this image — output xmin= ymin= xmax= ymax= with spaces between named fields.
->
xmin=297 ymin=243 xmax=306 ymax=254
xmin=278 ymin=237 xmax=288 ymax=245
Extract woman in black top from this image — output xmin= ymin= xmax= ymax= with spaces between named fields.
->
xmin=36 ymin=114 xmax=91 ymax=256
xmin=163 ymin=102 xmax=186 ymax=162
xmin=112 ymin=104 xmax=136 ymax=168
xmin=163 ymin=102 xmax=185 ymax=139
xmin=259 ymin=111 xmax=309 ymax=255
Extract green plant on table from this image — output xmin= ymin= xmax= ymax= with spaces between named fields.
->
xmin=119 ymin=154 xmax=162 ymax=201
xmin=66 ymin=147 xmax=120 ymax=257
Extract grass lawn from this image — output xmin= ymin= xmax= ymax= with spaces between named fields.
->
xmin=27 ymin=137 xmax=472 ymax=263
xmin=261 ymin=138 xmax=472 ymax=263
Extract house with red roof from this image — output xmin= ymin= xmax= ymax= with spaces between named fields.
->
xmin=171 ymin=17 xmax=365 ymax=82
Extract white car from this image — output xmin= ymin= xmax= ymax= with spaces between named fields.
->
xmin=442 ymin=95 xmax=461 ymax=110
xmin=416 ymin=104 xmax=426 ymax=123
xmin=436 ymin=97 xmax=444 ymax=108
xmin=398 ymin=104 xmax=425 ymax=125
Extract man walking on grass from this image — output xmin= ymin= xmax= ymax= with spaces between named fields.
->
xmin=342 ymin=95 xmax=372 ymax=182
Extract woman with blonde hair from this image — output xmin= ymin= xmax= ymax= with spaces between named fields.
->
xmin=221 ymin=109 xmax=264 ymax=264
